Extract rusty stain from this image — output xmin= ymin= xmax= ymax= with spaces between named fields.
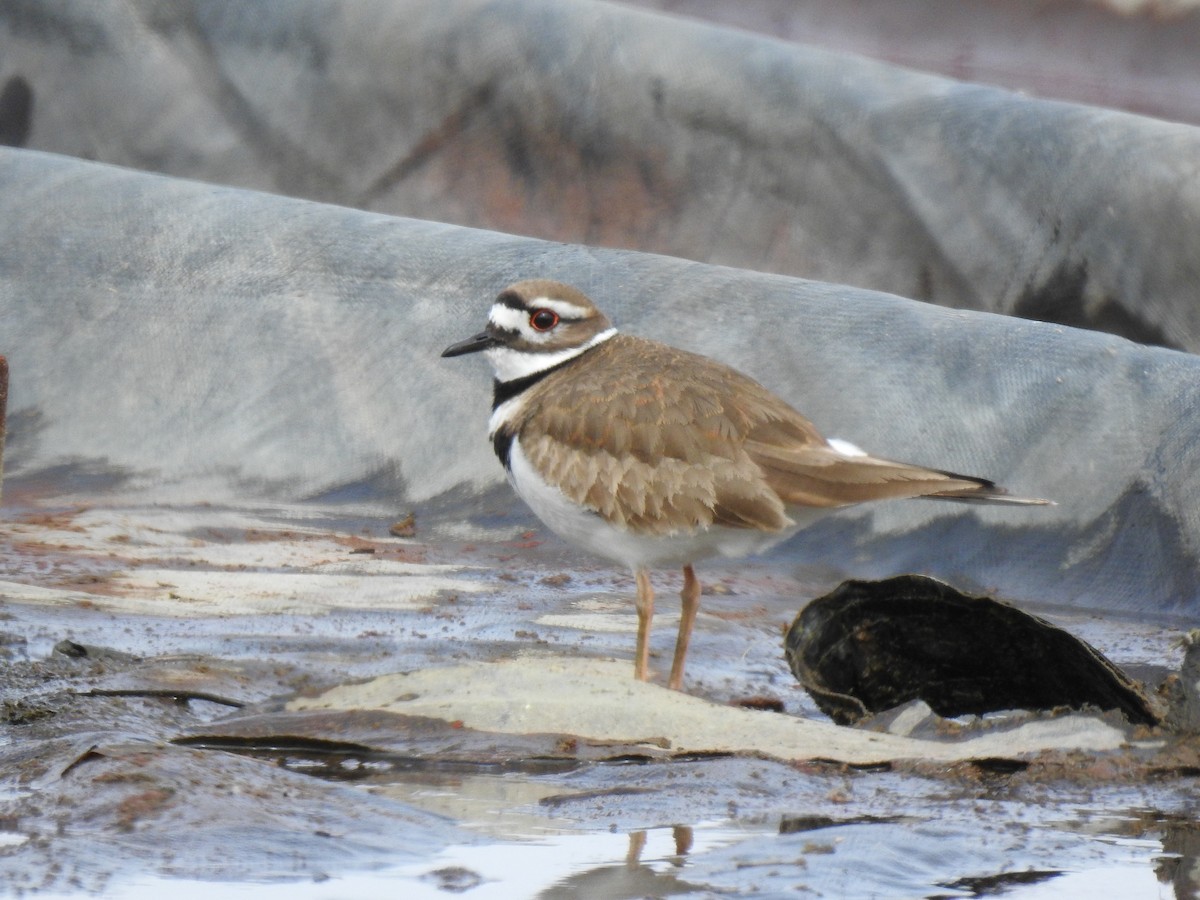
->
xmin=389 ymin=512 xmax=416 ymax=537
xmin=12 ymin=506 xmax=90 ymax=532
xmin=336 ymin=531 xmax=428 ymax=562
xmin=730 ymin=695 xmax=786 ymax=713
xmin=114 ymin=787 xmax=176 ymax=831
xmin=362 ymin=83 xmax=496 ymax=203
xmin=0 ymin=502 xmax=453 ymax=608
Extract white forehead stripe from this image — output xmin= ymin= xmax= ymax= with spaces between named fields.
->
xmin=527 ymin=295 xmax=592 ymax=318
xmin=488 ymin=304 xmax=530 ymax=333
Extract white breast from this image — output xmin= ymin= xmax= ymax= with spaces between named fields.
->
xmin=506 ymin=438 xmax=819 ymax=569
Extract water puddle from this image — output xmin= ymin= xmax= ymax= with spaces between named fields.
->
xmin=13 ymin=813 xmax=1181 ymax=899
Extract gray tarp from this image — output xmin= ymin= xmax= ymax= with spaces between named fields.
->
xmin=626 ymin=0 xmax=1200 ymax=127
xmin=2 ymin=0 xmax=1199 ymax=350
xmin=2 ymin=145 xmax=1199 ymax=613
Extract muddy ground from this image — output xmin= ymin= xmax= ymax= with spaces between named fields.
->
xmin=1 ymin=477 xmax=1198 ymax=898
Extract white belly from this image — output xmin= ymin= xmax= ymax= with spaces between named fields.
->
xmin=506 ymin=438 xmax=820 ymax=569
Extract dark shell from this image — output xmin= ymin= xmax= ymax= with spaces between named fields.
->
xmin=785 ymin=575 xmax=1161 ymax=727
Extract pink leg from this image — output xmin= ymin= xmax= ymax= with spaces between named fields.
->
xmin=633 ymin=568 xmax=654 ymax=681
xmin=668 ymin=564 xmax=701 ymax=690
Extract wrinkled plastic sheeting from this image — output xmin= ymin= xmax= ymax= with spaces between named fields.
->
xmin=2 ymin=147 xmax=1200 ymax=616
xmin=2 ymin=0 xmax=1199 ymax=350
xmin=624 ymin=0 xmax=1200 ymax=127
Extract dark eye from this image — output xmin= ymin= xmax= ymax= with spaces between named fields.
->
xmin=530 ymin=309 xmax=559 ymax=332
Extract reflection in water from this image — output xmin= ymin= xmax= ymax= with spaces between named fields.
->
xmin=539 ymin=825 xmax=700 ymax=899
xmin=625 ymin=825 xmax=693 ymax=867
xmin=625 ymin=828 xmax=646 ymax=867
xmin=126 ymin=731 xmax=1200 ymax=899
xmin=1159 ymin=821 xmax=1200 ymax=900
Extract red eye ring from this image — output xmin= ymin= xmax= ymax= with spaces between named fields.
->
xmin=530 ymin=309 xmax=559 ymax=332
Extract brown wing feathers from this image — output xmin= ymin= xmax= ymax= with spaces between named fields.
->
xmin=746 ymin=439 xmax=1005 ymax=507
xmin=514 ymin=335 xmax=1040 ymax=534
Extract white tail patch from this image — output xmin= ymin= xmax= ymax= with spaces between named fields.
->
xmin=828 ymin=437 xmax=868 ymax=458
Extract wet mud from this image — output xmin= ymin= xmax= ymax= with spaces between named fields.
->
xmin=1 ymin=486 xmax=1198 ymax=897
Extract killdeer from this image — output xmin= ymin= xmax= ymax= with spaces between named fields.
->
xmin=442 ymin=280 xmax=1050 ymax=690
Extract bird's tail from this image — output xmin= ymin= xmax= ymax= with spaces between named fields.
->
xmin=925 ymin=471 xmax=1054 ymax=506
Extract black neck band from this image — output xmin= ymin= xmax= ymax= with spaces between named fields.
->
xmin=491 ymin=353 xmax=585 ymax=410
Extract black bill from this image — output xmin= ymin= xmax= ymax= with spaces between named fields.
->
xmin=441 ymin=331 xmax=498 ymax=357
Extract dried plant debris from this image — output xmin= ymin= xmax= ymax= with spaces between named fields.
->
xmin=785 ymin=575 xmax=1162 ymax=727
